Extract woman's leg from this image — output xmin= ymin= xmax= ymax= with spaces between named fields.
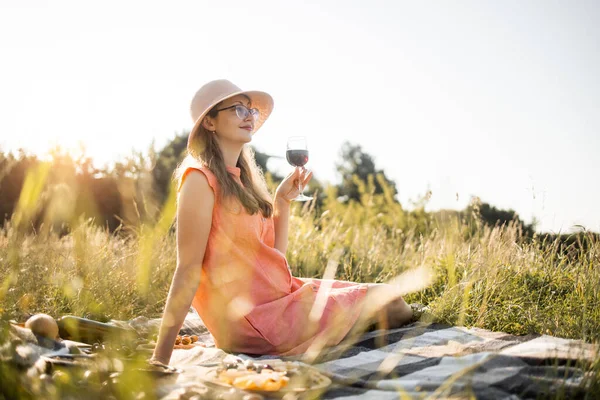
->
xmin=344 ymin=283 xmax=413 ymax=340
xmin=364 ymin=283 xmax=413 ymax=329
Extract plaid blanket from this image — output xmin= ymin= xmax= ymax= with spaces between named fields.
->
xmin=133 ymin=313 xmax=599 ymax=399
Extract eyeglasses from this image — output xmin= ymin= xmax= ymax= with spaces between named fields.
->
xmin=214 ymin=104 xmax=260 ymax=121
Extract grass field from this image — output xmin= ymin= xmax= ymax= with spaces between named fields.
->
xmin=2 ymin=186 xmax=599 ymax=342
xmin=1 ymin=179 xmax=599 ymax=398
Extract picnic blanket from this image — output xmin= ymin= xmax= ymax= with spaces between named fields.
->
xmin=127 ymin=314 xmax=598 ymax=399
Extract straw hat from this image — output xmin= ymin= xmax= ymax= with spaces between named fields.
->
xmin=187 ymin=79 xmax=274 ymax=151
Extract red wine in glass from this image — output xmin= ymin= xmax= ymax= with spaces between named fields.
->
xmin=286 ymin=137 xmax=313 ymax=202
xmin=286 ymin=149 xmax=309 ymax=167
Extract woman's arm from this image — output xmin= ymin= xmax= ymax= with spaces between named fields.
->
xmin=273 ymin=167 xmax=313 ymax=255
xmin=150 ymin=170 xmax=214 ymax=365
xmin=273 ymin=197 xmax=291 ymax=254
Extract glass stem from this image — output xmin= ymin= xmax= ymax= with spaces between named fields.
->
xmin=298 ymin=167 xmax=304 ymax=195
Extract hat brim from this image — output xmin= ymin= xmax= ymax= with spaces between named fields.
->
xmin=187 ymin=90 xmax=274 ymax=152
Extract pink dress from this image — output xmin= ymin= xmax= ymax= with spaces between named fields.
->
xmin=178 ymin=165 xmax=369 ymax=355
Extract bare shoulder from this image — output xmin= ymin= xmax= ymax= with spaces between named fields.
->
xmin=178 ymin=169 xmax=215 ymax=211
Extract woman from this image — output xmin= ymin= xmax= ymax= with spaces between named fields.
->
xmin=150 ymin=80 xmax=413 ymax=365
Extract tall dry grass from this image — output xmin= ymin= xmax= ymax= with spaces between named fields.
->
xmin=1 ymin=170 xmax=598 ymax=344
xmin=1 ymin=167 xmax=599 ymax=399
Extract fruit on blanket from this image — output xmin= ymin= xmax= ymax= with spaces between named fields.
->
xmin=232 ymin=370 xmax=289 ymax=391
xmin=217 ymin=362 xmax=290 ymax=391
xmin=25 ymin=313 xmax=58 ymax=339
xmin=172 ymin=334 xmax=205 ymax=349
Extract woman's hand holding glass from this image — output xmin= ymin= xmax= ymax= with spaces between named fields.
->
xmin=275 ymin=167 xmax=313 ymax=204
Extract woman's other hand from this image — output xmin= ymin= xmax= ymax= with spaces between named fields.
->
xmin=275 ymin=167 xmax=313 ymax=203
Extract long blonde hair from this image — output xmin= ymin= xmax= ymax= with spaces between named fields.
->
xmin=174 ymin=105 xmax=273 ymax=218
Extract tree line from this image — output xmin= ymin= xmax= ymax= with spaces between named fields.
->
xmin=1 ymin=133 xmax=596 ymax=255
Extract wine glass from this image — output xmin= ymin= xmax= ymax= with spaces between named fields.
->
xmin=286 ymin=136 xmax=313 ymax=202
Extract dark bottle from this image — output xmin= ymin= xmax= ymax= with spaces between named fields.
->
xmin=57 ymin=315 xmax=135 ymax=344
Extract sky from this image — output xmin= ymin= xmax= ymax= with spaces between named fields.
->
xmin=0 ymin=0 xmax=598 ymax=234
